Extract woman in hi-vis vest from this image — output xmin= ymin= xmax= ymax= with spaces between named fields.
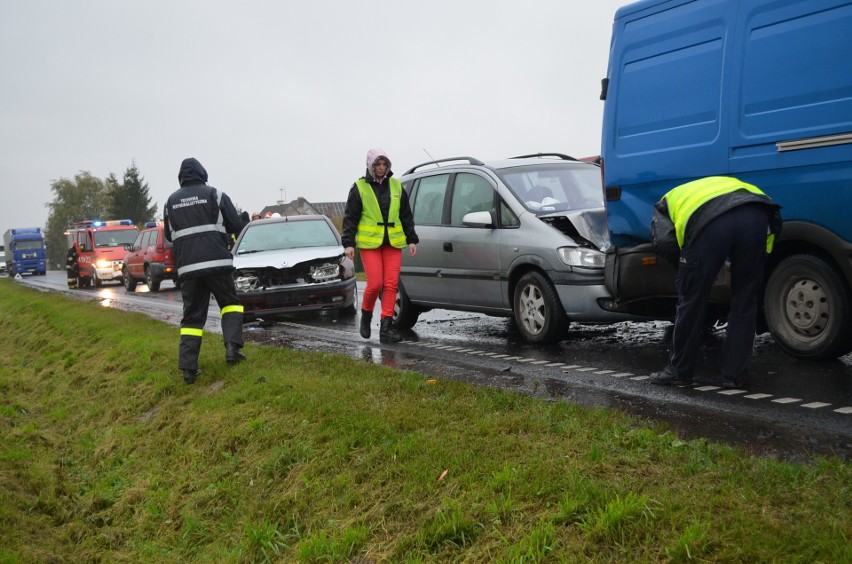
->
xmin=342 ymin=148 xmax=418 ymax=343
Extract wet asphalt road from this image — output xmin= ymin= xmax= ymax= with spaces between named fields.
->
xmin=17 ymin=272 xmax=852 ymax=462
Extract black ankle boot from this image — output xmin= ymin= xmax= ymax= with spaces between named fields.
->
xmin=359 ymin=310 xmax=373 ymax=339
xmin=225 ymin=343 xmax=246 ymax=364
xmin=379 ymin=317 xmax=402 ymax=343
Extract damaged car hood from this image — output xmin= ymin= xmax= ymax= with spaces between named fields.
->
xmin=538 ymin=207 xmax=610 ymax=251
xmin=233 ymin=245 xmax=344 ymax=270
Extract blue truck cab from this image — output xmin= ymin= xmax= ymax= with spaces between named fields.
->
xmin=3 ymin=227 xmax=47 ymax=277
xmin=600 ymin=0 xmax=852 ymax=359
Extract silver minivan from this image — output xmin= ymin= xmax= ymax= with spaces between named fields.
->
xmin=394 ymin=153 xmax=634 ymax=344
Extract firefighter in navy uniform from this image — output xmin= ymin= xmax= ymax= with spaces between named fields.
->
xmin=66 ymin=245 xmax=79 ymax=288
xmin=164 ymin=157 xmax=247 ymax=384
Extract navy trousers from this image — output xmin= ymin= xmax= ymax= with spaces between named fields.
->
xmin=178 ymin=272 xmax=244 ymax=370
xmin=669 ymin=204 xmax=769 ymax=382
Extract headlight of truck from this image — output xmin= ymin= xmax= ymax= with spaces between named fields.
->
xmin=557 ymin=247 xmax=605 ymax=269
xmin=95 ymin=259 xmax=112 ymax=269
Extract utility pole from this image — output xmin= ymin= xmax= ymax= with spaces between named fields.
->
xmin=277 ymin=186 xmax=287 ymax=205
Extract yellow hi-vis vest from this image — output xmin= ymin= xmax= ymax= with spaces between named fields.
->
xmin=355 ymin=178 xmax=406 ymax=249
xmin=662 ymin=176 xmax=776 ymax=253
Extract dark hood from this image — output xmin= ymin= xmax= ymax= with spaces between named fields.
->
xmin=178 ymin=158 xmax=209 ymax=186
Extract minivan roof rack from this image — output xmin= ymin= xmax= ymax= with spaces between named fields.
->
xmin=404 ymin=156 xmax=485 ymax=175
xmin=509 ymin=152 xmax=579 ymax=162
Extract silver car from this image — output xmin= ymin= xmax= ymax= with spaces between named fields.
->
xmin=232 ymin=214 xmax=357 ymax=321
xmin=395 ymin=153 xmax=634 ymax=344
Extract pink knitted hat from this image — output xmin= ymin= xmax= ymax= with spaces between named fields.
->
xmin=365 ymin=148 xmax=391 ymax=173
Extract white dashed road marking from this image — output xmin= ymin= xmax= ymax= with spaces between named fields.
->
xmin=400 ymin=339 xmax=849 ymax=414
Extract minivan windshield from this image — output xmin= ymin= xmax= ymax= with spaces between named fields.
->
xmin=497 ymin=164 xmax=604 ymax=213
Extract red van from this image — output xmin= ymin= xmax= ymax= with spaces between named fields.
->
xmin=122 ymin=222 xmax=179 ymax=292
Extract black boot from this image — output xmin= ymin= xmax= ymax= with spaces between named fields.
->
xmin=226 ymin=343 xmax=246 ymax=364
xmin=183 ymin=368 xmax=201 ymax=384
xmin=359 ymin=310 xmax=373 ymax=339
xmin=379 ymin=317 xmax=402 ymax=343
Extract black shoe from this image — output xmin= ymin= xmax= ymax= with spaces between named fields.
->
xmin=650 ymin=366 xmax=690 ymax=385
xmin=359 ymin=310 xmax=373 ymax=339
xmin=721 ymin=379 xmax=747 ymax=389
xmin=183 ymin=368 xmax=201 ymax=384
xmin=226 ymin=343 xmax=246 ymax=364
xmin=379 ymin=317 xmax=402 ymax=343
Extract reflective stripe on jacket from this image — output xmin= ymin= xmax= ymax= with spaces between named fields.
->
xmin=662 ymin=176 xmax=776 ymax=253
xmin=355 ymin=178 xmax=406 ymax=249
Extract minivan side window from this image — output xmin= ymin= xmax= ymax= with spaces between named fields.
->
xmin=413 ymin=174 xmax=449 ymax=226
xmin=450 ymin=173 xmax=494 ymax=226
xmin=500 ymin=199 xmax=520 ymax=228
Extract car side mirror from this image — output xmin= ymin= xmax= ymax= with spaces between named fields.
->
xmin=462 ymin=210 xmax=496 ymax=228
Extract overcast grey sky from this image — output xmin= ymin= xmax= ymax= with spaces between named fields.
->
xmin=0 ymin=0 xmax=627 ymax=233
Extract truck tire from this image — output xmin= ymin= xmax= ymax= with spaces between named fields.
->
xmin=123 ymin=267 xmax=137 ymax=291
xmin=393 ymin=281 xmax=421 ymax=330
xmin=92 ymin=269 xmax=102 ymax=288
xmin=145 ymin=266 xmax=161 ymax=292
xmin=513 ymin=270 xmax=569 ymax=344
xmin=764 ymin=254 xmax=852 ymax=360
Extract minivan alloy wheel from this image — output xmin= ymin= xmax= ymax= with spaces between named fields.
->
xmin=513 ymin=271 xmax=568 ymax=344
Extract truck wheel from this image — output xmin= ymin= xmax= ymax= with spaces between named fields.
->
xmin=123 ymin=267 xmax=137 ymax=291
xmin=513 ymin=271 xmax=569 ymax=344
xmin=92 ymin=270 xmax=102 ymax=288
xmin=145 ymin=266 xmax=161 ymax=292
xmin=393 ymin=281 xmax=421 ymax=330
xmin=764 ymin=254 xmax=852 ymax=360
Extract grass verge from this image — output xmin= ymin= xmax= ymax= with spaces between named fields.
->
xmin=0 ymin=279 xmax=850 ymax=562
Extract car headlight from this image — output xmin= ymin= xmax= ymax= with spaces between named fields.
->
xmin=557 ymin=247 xmax=605 ymax=269
xmin=310 ymin=263 xmax=340 ymax=282
xmin=95 ymin=259 xmax=112 ymax=269
xmin=234 ymin=272 xmax=260 ymax=291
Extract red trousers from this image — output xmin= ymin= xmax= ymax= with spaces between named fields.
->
xmin=360 ymin=245 xmax=402 ymax=319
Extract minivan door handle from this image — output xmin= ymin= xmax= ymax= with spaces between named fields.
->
xmin=443 ymin=242 xmax=453 ymax=252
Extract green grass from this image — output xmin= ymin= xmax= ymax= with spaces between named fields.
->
xmin=0 ymin=278 xmax=849 ymax=562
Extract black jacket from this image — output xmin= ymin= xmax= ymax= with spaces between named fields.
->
xmin=341 ymin=169 xmax=418 ymax=249
xmin=163 ymin=158 xmax=245 ymax=279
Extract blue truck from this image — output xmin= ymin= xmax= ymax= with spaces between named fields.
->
xmin=3 ymin=227 xmax=47 ymax=277
xmin=599 ymin=0 xmax=852 ymax=360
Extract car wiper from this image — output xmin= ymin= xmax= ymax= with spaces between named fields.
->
xmin=236 ymin=249 xmax=263 ymax=255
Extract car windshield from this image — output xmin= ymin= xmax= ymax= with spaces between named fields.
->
xmin=94 ymin=229 xmax=139 ymax=248
xmin=497 ymin=164 xmax=604 ymax=213
xmin=235 ymin=220 xmax=340 ymax=254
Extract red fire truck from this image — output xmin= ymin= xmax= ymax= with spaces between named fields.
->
xmin=66 ymin=220 xmax=139 ymax=288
